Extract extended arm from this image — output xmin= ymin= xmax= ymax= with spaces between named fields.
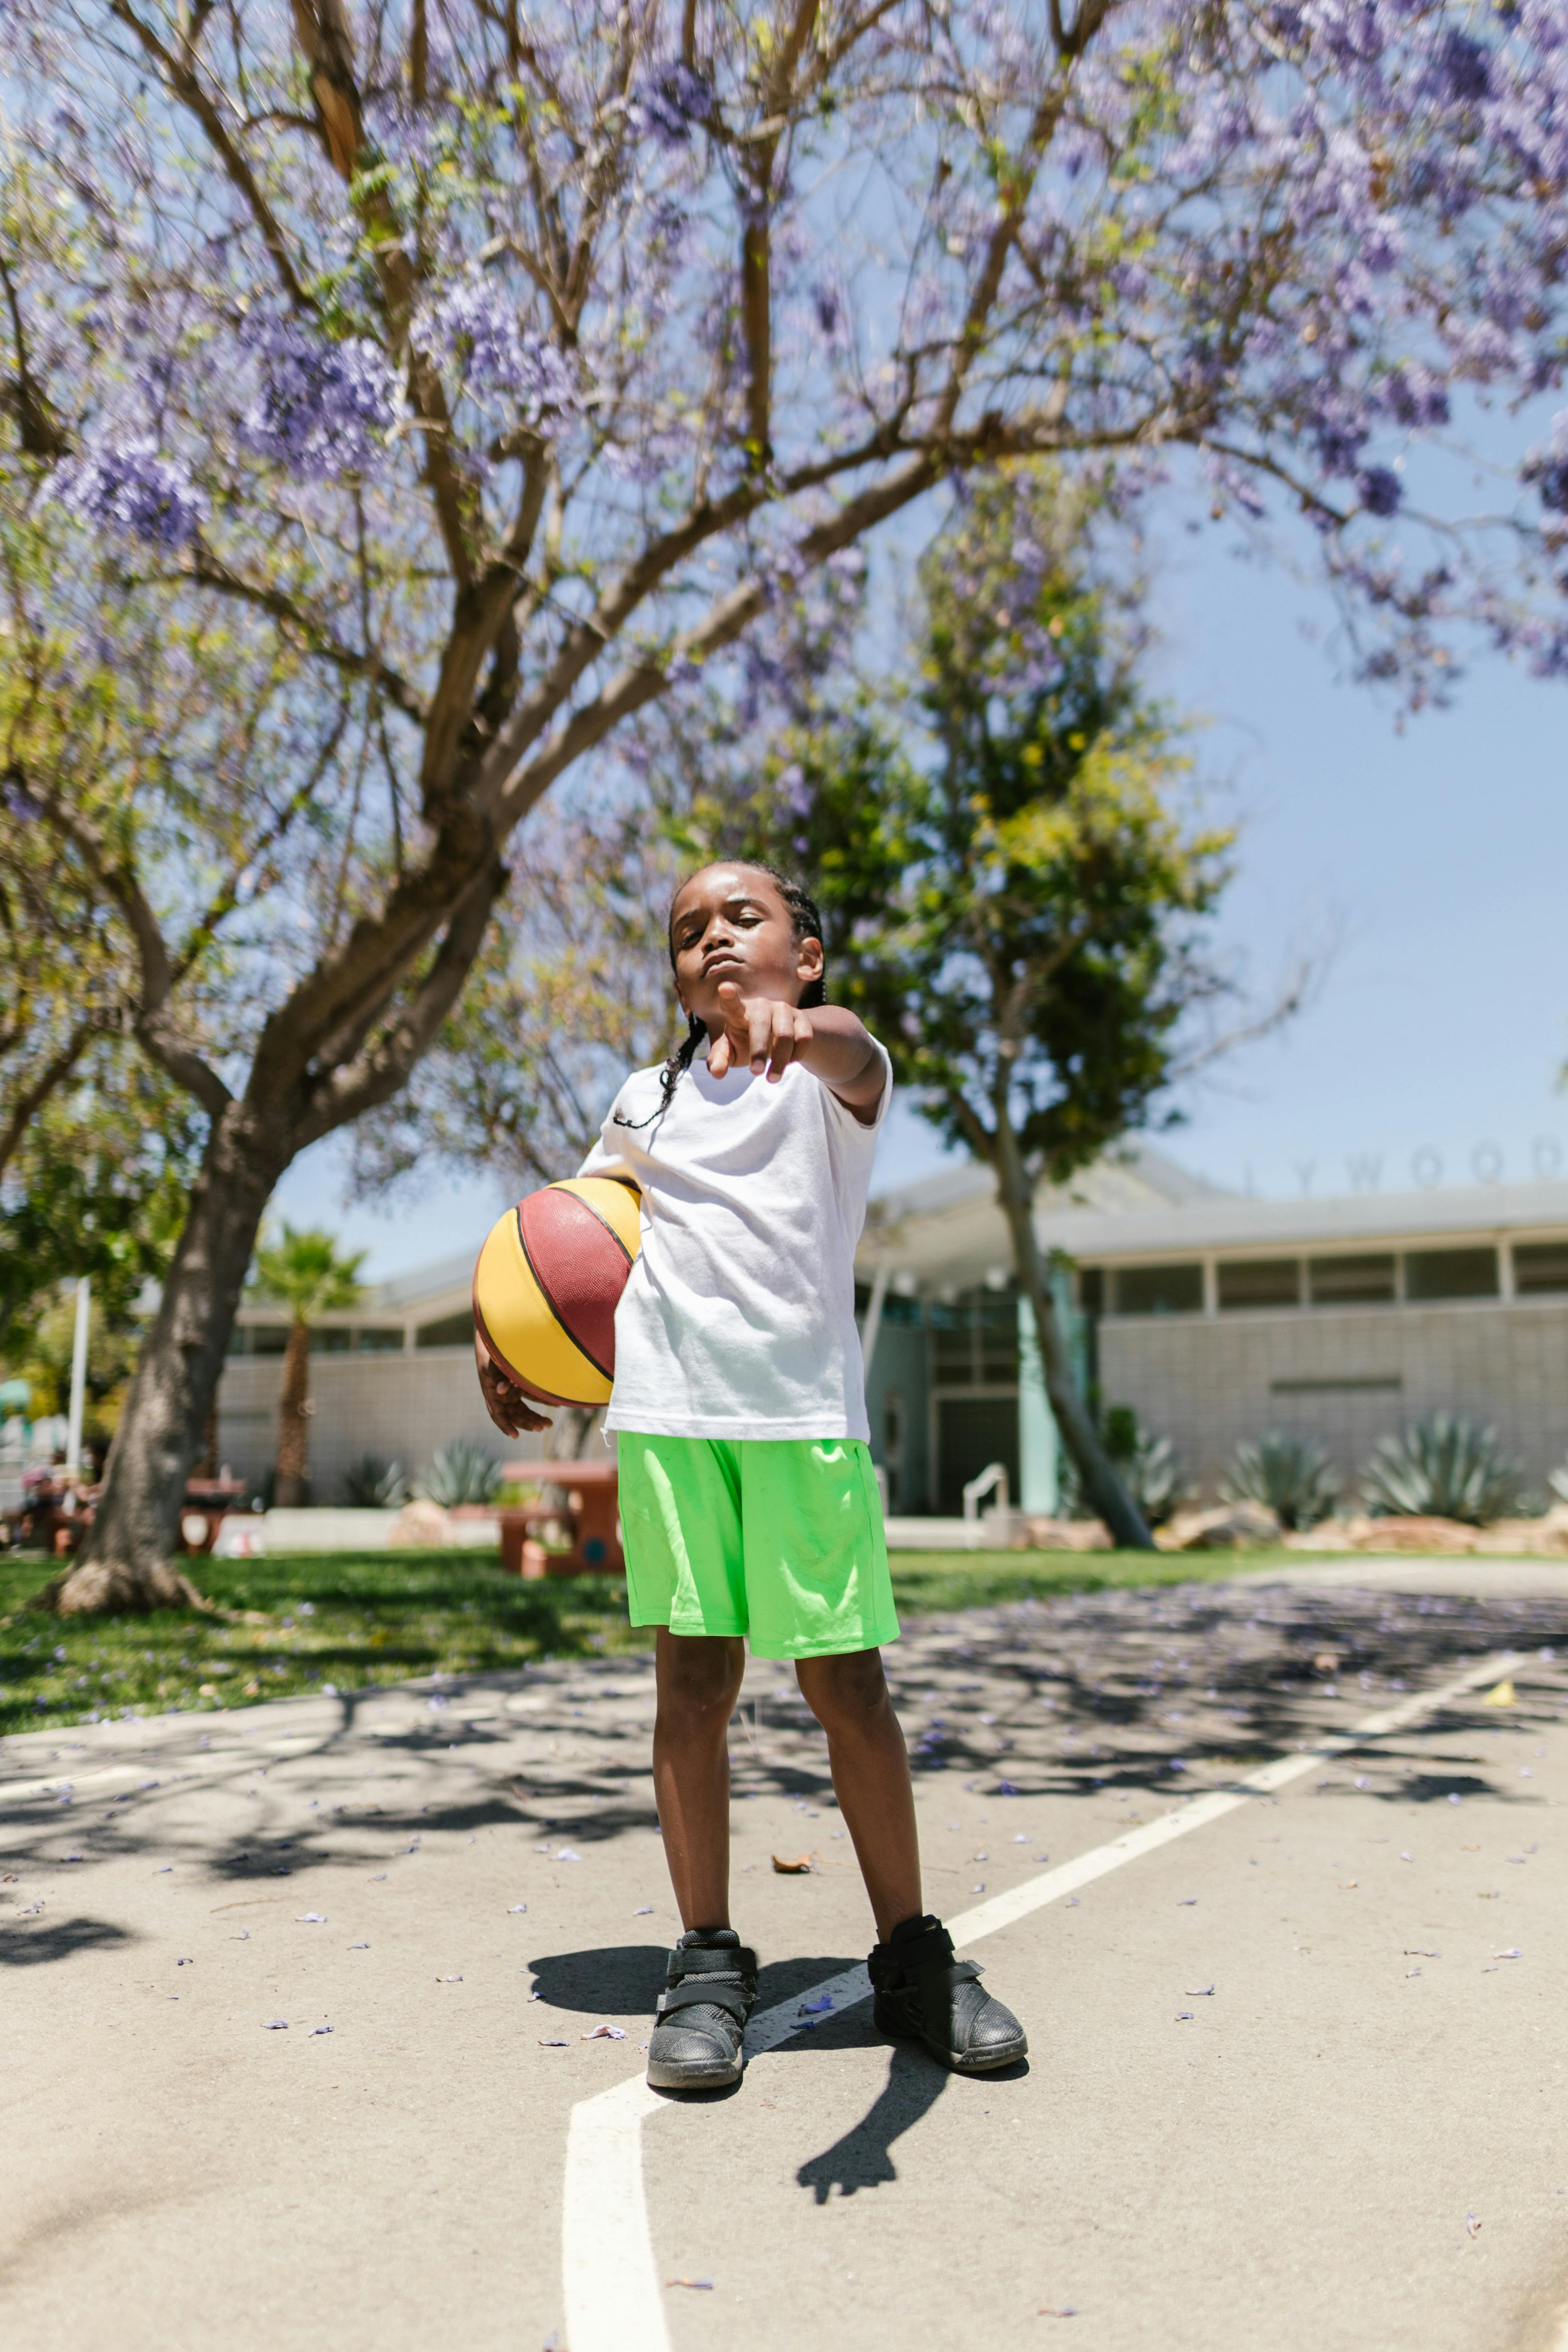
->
xmin=709 ymin=984 xmax=885 ymax=1122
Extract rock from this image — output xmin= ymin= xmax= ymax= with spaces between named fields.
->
xmin=1159 ymin=1500 xmax=1282 ymax=1552
xmin=1352 ymin=1515 xmax=1478 ymax=1555
xmin=1474 ymin=1512 xmax=1568 ymax=1557
xmin=1282 ymin=1520 xmax=1361 ymax=1552
xmin=388 ymin=1499 xmax=453 ymax=1547
xmin=1023 ymin=1516 xmax=1112 ymax=1552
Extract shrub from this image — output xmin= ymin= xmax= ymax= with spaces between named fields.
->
xmin=1552 ymin=1462 xmax=1568 ymax=1507
xmin=1220 ymin=1431 xmax=1340 ymax=1531
xmin=415 ymin=1440 xmax=502 ymax=1507
xmin=341 ymin=1453 xmax=410 ymax=1508
xmin=1360 ymin=1415 xmax=1522 ymax=1526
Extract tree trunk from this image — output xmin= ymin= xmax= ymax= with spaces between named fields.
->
xmin=274 ymin=1320 xmax=312 ymax=1507
xmin=991 ymin=1118 xmax=1154 ymax=1552
xmin=32 ymin=1105 xmax=292 ymax=1613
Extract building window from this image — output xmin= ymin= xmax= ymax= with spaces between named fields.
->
xmin=1111 ymin=1263 xmax=1203 ymax=1317
xmin=1404 ymin=1247 xmax=1498 ymax=1302
xmin=1078 ymin=1267 xmax=1104 ymax=1316
xmin=415 ymin=1311 xmax=475 ymax=1349
xmin=928 ymin=1284 xmax=1019 ymax=1384
xmin=1514 ymin=1241 xmax=1568 ymax=1296
xmin=1217 ymin=1258 xmax=1302 ymax=1311
xmin=1307 ymin=1254 xmax=1396 ymax=1306
xmin=355 ymin=1326 xmax=405 ymax=1353
xmin=226 ymin=1326 xmax=251 ymax=1356
xmin=251 ymin=1326 xmax=289 ymax=1355
xmin=310 ymin=1326 xmax=352 ymax=1352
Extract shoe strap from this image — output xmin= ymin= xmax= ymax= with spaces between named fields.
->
xmin=875 ymin=1921 xmax=954 ymax=1975
xmin=669 ymin=1941 xmax=757 ymax=1985
xmin=869 ymin=1923 xmax=983 ymax=1995
xmin=657 ymin=1976 xmax=753 ymax=2024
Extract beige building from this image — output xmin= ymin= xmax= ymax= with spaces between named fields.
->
xmin=217 ymin=1251 xmax=551 ymax=1498
xmin=217 ymin=1149 xmax=1568 ymax=1511
xmin=859 ymin=1156 xmax=1568 ymax=1508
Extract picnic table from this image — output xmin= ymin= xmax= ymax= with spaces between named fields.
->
xmin=499 ymin=1456 xmax=623 ymax=1578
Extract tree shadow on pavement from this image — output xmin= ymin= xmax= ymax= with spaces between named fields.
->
xmin=0 ymin=1915 xmax=135 ymax=1965
xmin=890 ymin=1583 xmax=1568 ymax=1803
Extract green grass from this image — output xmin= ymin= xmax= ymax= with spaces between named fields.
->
xmin=883 ymin=1545 xmax=1305 ymax=1615
xmin=0 ymin=1550 xmax=648 ymax=1740
xmin=0 ymin=1541 xmax=1326 ymax=1740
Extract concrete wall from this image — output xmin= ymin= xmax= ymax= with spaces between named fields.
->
xmin=1098 ymin=1296 xmax=1568 ymax=1493
xmin=215 ymin=1349 xmax=550 ymax=1498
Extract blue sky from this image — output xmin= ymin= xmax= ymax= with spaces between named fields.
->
xmin=275 ymin=489 xmax=1568 ymax=1280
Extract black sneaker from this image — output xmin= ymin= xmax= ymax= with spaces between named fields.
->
xmin=868 ymin=1914 xmax=1027 ymax=2073
xmin=646 ymin=1927 xmax=759 ymax=2092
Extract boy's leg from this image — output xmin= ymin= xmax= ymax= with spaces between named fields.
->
xmin=796 ymin=1646 xmax=1028 ymax=2075
xmin=793 ymin=1647 xmax=922 ymax=1941
xmin=652 ymin=1627 xmax=746 ymax=1930
xmin=647 ymin=1629 xmax=756 ymax=2092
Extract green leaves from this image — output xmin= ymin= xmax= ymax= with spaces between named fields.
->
xmin=727 ymin=464 xmax=1236 ymax=1186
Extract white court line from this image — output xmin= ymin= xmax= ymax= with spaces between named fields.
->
xmin=560 ymin=1649 xmax=1519 ymax=2352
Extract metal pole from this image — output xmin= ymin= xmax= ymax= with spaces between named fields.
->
xmin=65 ymin=1276 xmax=90 ymax=1478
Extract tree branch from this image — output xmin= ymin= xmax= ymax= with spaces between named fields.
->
xmin=491 ymin=447 xmax=944 ymax=824
xmin=107 ymin=0 xmax=310 ymax=309
xmin=292 ymin=855 xmax=507 ymax=1143
xmin=0 ymin=1016 xmax=95 ymax=1182
xmin=19 ymin=766 xmax=232 ymax=1119
xmin=183 ymin=551 xmax=429 ymax=722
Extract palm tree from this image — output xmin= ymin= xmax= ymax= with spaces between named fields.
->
xmin=249 ymin=1226 xmax=365 ymax=1507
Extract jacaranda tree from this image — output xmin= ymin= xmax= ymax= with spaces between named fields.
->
xmin=7 ymin=0 xmax=1568 ymax=1605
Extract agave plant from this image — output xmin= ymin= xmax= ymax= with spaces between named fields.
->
xmin=1056 ymin=1414 xmax=1190 ymax=1526
xmin=1360 ymin=1415 xmax=1522 ymax=1526
xmin=341 ymin=1453 xmax=411 ymax=1509
xmin=1552 ymin=1462 xmax=1568 ymax=1507
xmin=1220 ymin=1431 xmax=1341 ymax=1531
xmin=415 ymin=1439 xmax=502 ymax=1508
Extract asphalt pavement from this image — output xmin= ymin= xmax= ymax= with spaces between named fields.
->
xmin=5 ymin=1557 xmax=1568 ymax=2352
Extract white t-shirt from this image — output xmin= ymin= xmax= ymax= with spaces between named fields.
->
xmin=577 ymin=1040 xmax=893 ymax=1442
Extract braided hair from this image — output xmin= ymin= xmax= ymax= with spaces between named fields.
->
xmin=613 ymin=863 xmax=827 ymax=1130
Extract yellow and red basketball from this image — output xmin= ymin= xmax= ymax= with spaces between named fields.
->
xmin=472 ymin=1176 xmax=642 ymax=1407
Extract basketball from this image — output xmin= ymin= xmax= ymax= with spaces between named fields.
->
xmin=471 ymin=1176 xmax=643 ymax=1407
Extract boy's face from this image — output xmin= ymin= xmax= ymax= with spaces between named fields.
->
xmin=669 ymin=865 xmax=823 ymax=1032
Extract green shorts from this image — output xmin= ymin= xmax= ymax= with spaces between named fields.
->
xmin=616 ymin=1433 xmax=899 ymax=1661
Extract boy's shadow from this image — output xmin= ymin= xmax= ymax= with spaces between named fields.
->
xmin=793 ymin=2045 xmax=1027 ymax=2203
xmin=527 ymin=1943 xmax=871 ymax=2021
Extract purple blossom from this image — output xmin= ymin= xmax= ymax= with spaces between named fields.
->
xmin=1381 ymin=365 xmax=1450 ymax=430
xmin=239 ymin=324 xmax=395 ymax=480
xmin=50 ymin=438 xmax=206 ymax=547
xmin=419 ymin=278 xmax=577 ymax=429
xmin=631 ymin=62 xmax=713 ymax=149
xmin=1356 ymin=465 xmax=1402 ymax=517
xmin=1427 ymin=29 xmax=1492 ymax=105
xmin=1523 ymin=413 xmax=1568 ymax=515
